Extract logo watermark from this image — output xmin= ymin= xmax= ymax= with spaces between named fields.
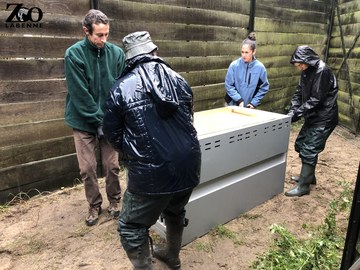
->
xmin=5 ymin=3 xmax=43 ymax=28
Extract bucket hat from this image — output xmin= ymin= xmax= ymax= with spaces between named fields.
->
xmin=122 ymin=31 xmax=157 ymax=60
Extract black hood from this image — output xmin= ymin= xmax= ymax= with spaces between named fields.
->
xmin=290 ymin=45 xmax=320 ymax=67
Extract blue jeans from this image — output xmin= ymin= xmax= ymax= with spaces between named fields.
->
xmin=118 ymin=189 xmax=192 ymax=251
xmin=295 ymin=125 xmax=336 ymax=166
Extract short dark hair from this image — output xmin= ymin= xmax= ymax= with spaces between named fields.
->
xmin=82 ymin=9 xmax=109 ymax=35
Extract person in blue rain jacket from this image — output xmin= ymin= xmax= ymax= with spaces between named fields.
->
xmin=225 ymin=32 xmax=269 ymax=108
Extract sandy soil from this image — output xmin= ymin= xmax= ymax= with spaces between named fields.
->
xmin=0 ymin=124 xmax=359 ymax=270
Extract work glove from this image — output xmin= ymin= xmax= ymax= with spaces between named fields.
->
xmin=97 ymin=126 xmax=104 ymax=140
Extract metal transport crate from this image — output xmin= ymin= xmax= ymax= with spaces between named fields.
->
xmin=152 ymin=106 xmax=291 ymax=245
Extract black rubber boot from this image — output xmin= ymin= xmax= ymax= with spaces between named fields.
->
xmin=152 ymin=215 xmax=184 ymax=270
xmin=126 ymin=239 xmax=153 ymax=270
xmin=291 ymin=174 xmax=317 ymax=185
xmin=285 ymin=163 xmax=315 ymax=197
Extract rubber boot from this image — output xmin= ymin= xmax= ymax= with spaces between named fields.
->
xmin=285 ymin=163 xmax=315 ymax=197
xmin=152 ymin=215 xmax=184 ymax=270
xmin=291 ymin=174 xmax=317 ymax=185
xmin=126 ymin=238 xmax=153 ymax=270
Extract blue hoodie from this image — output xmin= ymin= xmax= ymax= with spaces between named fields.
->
xmin=225 ymin=57 xmax=269 ymax=107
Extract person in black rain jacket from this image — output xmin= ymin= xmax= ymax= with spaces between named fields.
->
xmin=103 ymin=31 xmax=201 ymax=269
xmin=285 ymin=45 xmax=338 ymax=197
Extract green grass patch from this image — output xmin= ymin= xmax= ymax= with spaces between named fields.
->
xmin=252 ymin=181 xmax=352 ymax=270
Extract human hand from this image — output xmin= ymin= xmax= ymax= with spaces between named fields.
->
xmin=97 ymin=126 xmax=104 ymax=139
xmin=246 ymin=104 xmax=255 ymax=109
xmin=239 ymin=101 xmax=244 ymax=107
xmin=287 ymin=112 xmax=299 ymax=123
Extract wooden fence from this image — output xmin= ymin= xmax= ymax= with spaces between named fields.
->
xmin=0 ymin=0 xmax=358 ymax=203
xmin=327 ymin=0 xmax=360 ymax=132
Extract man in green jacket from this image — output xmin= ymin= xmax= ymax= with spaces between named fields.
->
xmin=64 ymin=9 xmax=125 ymax=226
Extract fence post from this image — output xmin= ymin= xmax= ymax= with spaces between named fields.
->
xmin=324 ymin=0 xmax=336 ymax=63
xmin=248 ymin=0 xmax=256 ymax=33
xmin=91 ymin=0 xmax=99 ymax=10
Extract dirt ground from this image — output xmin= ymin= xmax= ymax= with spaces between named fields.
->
xmin=1 ymin=124 xmax=359 ymax=270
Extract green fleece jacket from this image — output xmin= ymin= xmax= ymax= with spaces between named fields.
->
xmin=64 ymin=37 xmax=125 ymax=134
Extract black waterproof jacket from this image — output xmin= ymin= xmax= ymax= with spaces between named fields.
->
xmin=103 ymin=55 xmax=201 ymax=195
xmin=288 ymin=46 xmax=338 ymax=127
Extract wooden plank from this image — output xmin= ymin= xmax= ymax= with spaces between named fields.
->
xmin=338 ymin=90 xmax=350 ymax=104
xmin=338 ymin=79 xmax=350 ymax=93
xmin=256 ymin=32 xmax=325 ymax=46
xmin=267 ymin=75 xmax=299 ymax=90
xmin=0 ymin=0 xmax=90 ymax=15
xmin=260 ymin=96 xmax=291 ymax=113
xmin=256 ymin=0 xmax=330 ymax=12
xmin=0 ymin=35 xmax=79 ymax=58
xmin=194 ymin=98 xmax=225 ymax=112
xmin=338 ymin=113 xmax=355 ymax=133
xmin=256 ymin=4 xmax=327 ymax=24
xmin=338 ymin=10 xmax=360 ymax=25
xmin=337 ymin=91 xmax=360 ymax=108
xmin=110 ymin=21 xmax=247 ymax=43
xmin=350 ymin=72 xmax=360 ymax=85
xmin=257 ymin=44 xmax=324 ymax=58
xmin=332 ymin=23 xmax=360 ymax=36
xmin=338 ymin=1 xmax=360 ymax=14
xmin=267 ymin=86 xmax=296 ymax=99
xmin=350 ymin=82 xmax=360 ymax=96
xmin=329 ymin=38 xmax=360 ymax=51
xmin=328 ymin=57 xmax=360 ymax=71
xmin=329 ymin=47 xmax=360 ymax=59
xmin=102 ymin=1 xmax=249 ymax=27
xmin=0 ymin=79 xmax=67 ymax=103
xmin=338 ymin=99 xmax=351 ymax=115
xmin=157 ymin=41 xmax=240 ymax=58
xmin=0 ymin=136 xmax=75 ymax=168
xmin=105 ymin=0 xmax=251 ymax=14
xmin=267 ymin=66 xmax=296 ymax=78
xmin=260 ymin=56 xmax=294 ymax=68
xmin=0 ymin=59 xmax=64 ymax=81
xmin=335 ymin=70 xmax=360 ymax=88
xmin=193 ymin=83 xmax=225 ymax=102
xmin=0 ymin=100 xmax=65 ymax=125
xmin=1 ymin=11 xmax=83 ymax=37
xmin=180 ymin=69 xmax=227 ymax=87
xmin=164 ymin=56 xmax=235 ymax=72
xmin=0 ymin=36 xmax=241 ymax=58
xmin=255 ymin=17 xmax=327 ymax=34
xmin=0 ymin=119 xmax=72 ymax=148
xmin=0 ymin=154 xmax=80 ymax=203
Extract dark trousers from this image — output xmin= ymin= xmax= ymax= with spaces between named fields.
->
xmin=73 ymin=129 xmax=121 ymax=208
xmin=118 ymin=189 xmax=193 ymax=251
xmin=295 ymin=125 xmax=336 ymax=166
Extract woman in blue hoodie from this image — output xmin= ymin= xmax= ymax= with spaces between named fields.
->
xmin=225 ymin=32 xmax=269 ymax=108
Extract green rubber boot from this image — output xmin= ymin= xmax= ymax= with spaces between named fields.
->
xmin=285 ymin=164 xmax=315 ymax=197
xmin=152 ymin=215 xmax=184 ymax=270
xmin=126 ymin=239 xmax=153 ymax=270
xmin=291 ymin=174 xmax=317 ymax=185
